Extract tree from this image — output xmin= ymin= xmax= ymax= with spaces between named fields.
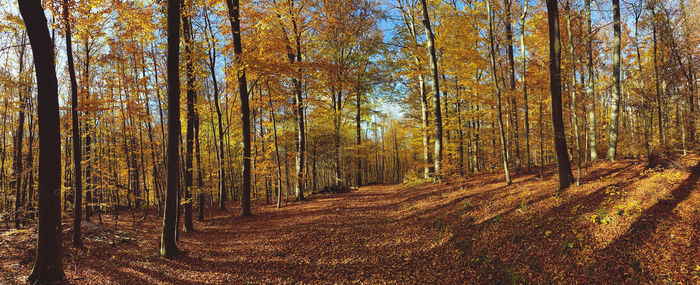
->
xmin=546 ymin=0 xmax=573 ymax=189
xmin=62 ymin=0 xmax=83 ymax=246
xmin=586 ymin=0 xmax=597 ymax=161
xmin=19 ymin=0 xmax=65 ymax=281
xmin=565 ymin=0 xmax=581 ymax=185
xmin=520 ymin=0 xmax=530 ymax=171
xmin=182 ymin=0 xmax=195 ymax=232
xmin=160 ymin=0 xmax=181 ymax=258
xmin=486 ymin=0 xmax=511 ymax=185
xmin=504 ymin=0 xmax=521 ymax=172
xmin=225 ymin=0 xmax=252 ymax=216
xmin=607 ymin=0 xmax=622 ymax=161
xmin=419 ymin=0 xmax=442 ymax=177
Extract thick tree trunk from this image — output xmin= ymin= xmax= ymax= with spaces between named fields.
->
xmin=160 ymin=0 xmax=180 ymax=258
xmin=546 ymin=0 xmax=573 ymax=189
xmin=486 ymin=0 xmax=511 ymax=185
xmin=608 ymin=0 xmax=622 ymax=161
xmin=226 ymin=0 xmax=252 ymax=216
xmin=20 ymin=0 xmax=65 ymax=281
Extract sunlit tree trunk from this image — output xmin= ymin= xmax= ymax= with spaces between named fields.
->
xmin=20 ymin=0 xmax=65 ymax=281
xmin=486 ymin=0 xmax=511 ymax=185
xmin=608 ymin=0 xmax=621 ymax=161
xmin=419 ymin=0 xmax=443 ymax=177
xmin=520 ymin=0 xmax=530 ymax=171
xmin=565 ymin=0 xmax=581 ymax=185
xmin=586 ymin=0 xmax=597 ymax=161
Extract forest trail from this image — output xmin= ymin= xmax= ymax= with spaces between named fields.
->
xmin=2 ymin=156 xmax=699 ymax=284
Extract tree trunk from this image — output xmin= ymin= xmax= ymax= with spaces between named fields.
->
xmin=505 ymin=0 xmax=521 ymax=171
xmin=14 ymin=34 xmax=26 ymax=229
xmin=546 ymin=0 xmax=573 ymax=189
xmin=182 ymin=10 xmax=195 ymax=232
xmin=586 ymin=0 xmax=597 ymax=161
xmin=204 ymin=10 xmax=227 ymax=211
xmin=486 ymin=0 xmax=512 ymax=185
xmin=160 ymin=0 xmax=180 ymax=258
xmin=419 ymin=0 xmax=442 ymax=177
xmin=20 ymin=0 xmax=65 ymax=280
xmin=225 ymin=0 xmax=252 ymax=216
xmin=565 ymin=0 xmax=581 ymax=185
xmin=608 ymin=0 xmax=622 ymax=161
xmin=520 ymin=0 xmax=530 ymax=171
xmin=63 ymin=0 xmax=82 ymax=246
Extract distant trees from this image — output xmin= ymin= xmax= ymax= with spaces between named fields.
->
xmin=18 ymin=0 xmax=65 ymax=282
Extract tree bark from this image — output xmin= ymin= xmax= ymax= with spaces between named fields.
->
xmin=419 ymin=0 xmax=443 ymax=177
xmin=608 ymin=0 xmax=622 ymax=161
xmin=20 ymin=0 xmax=65 ymax=281
xmin=160 ymin=0 xmax=181 ymax=258
xmin=546 ymin=0 xmax=573 ymax=189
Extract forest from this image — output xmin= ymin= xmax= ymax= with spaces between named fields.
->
xmin=0 ymin=0 xmax=698 ymax=283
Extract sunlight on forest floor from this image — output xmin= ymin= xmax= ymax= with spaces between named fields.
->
xmin=1 ymin=155 xmax=698 ymax=284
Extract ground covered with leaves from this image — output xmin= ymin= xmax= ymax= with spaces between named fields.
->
xmin=1 ymin=155 xmax=699 ymax=284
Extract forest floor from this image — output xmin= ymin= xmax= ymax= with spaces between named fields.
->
xmin=1 ymin=155 xmax=699 ymax=284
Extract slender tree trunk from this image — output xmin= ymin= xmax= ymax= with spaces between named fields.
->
xmin=204 ymin=10 xmax=227 ymax=211
xmin=20 ymin=0 xmax=65 ymax=280
xmin=565 ymin=0 xmax=581 ymax=185
xmin=546 ymin=0 xmax=573 ymax=189
xmin=419 ymin=0 xmax=443 ymax=177
xmin=505 ymin=0 xmax=521 ymax=171
xmin=225 ymin=0 xmax=252 ymax=216
xmin=608 ymin=0 xmax=622 ymax=161
xmin=160 ymin=0 xmax=180 ymax=258
xmin=520 ymin=0 xmax=530 ymax=171
xmin=63 ymin=0 xmax=83 ymax=246
xmin=14 ymin=35 xmax=26 ymax=229
xmin=182 ymin=9 xmax=195 ymax=232
xmin=268 ymin=86 xmax=283 ymax=209
xmin=586 ymin=0 xmax=597 ymax=161
xmin=651 ymin=3 xmax=663 ymax=146
xmin=486 ymin=0 xmax=512 ymax=185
